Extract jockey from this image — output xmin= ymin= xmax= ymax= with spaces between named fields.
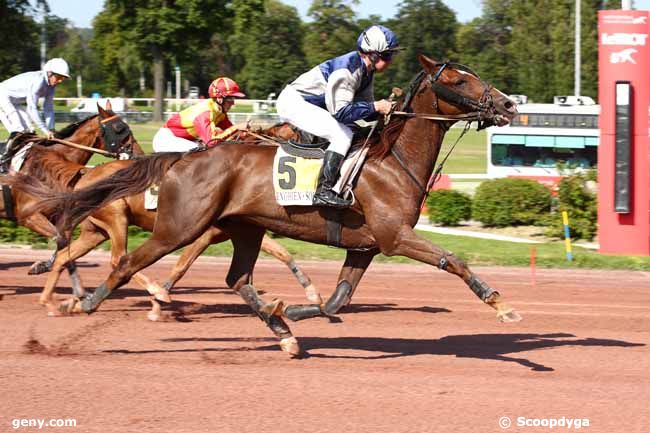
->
xmin=276 ymin=25 xmax=401 ymax=208
xmin=152 ymin=77 xmax=249 ymax=153
xmin=0 ymin=58 xmax=70 ymax=174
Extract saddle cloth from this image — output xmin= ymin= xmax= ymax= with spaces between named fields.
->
xmin=272 ymin=146 xmax=359 ymax=206
xmin=144 ymin=184 xmax=159 ymax=210
xmin=10 ymin=144 xmax=32 ymax=172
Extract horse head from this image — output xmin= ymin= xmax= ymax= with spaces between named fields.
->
xmin=416 ymin=55 xmax=517 ymax=128
xmin=96 ymin=101 xmax=143 ymax=158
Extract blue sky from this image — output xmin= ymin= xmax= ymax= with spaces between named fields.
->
xmin=46 ymin=0 xmax=484 ymax=28
xmin=44 ymin=0 xmax=650 ymax=29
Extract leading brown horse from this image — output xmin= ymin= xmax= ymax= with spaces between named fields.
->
xmin=40 ymin=55 xmax=521 ymax=356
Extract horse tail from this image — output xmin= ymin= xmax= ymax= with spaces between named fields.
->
xmin=53 ymin=152 xmax=184 ymax=234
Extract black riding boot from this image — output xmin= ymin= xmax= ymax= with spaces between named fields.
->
xmin=312 ymin=150 xmax=352 ymax=209
xmin=0 ymin=132 xmax=21 ymax=175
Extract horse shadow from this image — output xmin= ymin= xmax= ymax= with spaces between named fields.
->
xmin=340 ymin=303 xmax=451 ymax=315
xmin=0 ymin=261 xmax=37 ymax=271
xmin=104 ymin=332 xmax=644 ymax=372
xmin=292 ymin=333 xmax=645 ymax=371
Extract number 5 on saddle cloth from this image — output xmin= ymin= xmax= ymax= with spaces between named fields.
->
xmin=272 ymin=139 xmax=365 ymax=207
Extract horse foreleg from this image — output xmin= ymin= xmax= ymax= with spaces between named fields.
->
xmin=226 ymin=224 xmax=299 ymax=357
xmin=382 ymin=225 xmax=522 ymax=322
xmin=95 ymin=212 xmax=170 ymax=304
xmin=161 ymin=225 xmax=230 ymax=291
xmin=40 ymin=225 xmax=107 ymax=307
xmin=261 ymin=234 xmax=321 ymax=303
xmin=68 ymin=201 xmax=216 ymax=315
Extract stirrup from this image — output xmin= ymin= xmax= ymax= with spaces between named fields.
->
xmin=313 ymin=190 xmax=352 ymax=209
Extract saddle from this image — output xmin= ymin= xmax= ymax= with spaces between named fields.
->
xmin=280 ymin=123 xmax=380 ymax=159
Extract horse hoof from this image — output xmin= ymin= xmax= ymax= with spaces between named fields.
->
xmin=304 ymin=284 xmax=323 ymax=304
xmin=498 ymin=309 xmax=523 ymax=323
xmin=261 ymin=298 xmax=285 ymax=317
xmin=28 ymin=261 xmax=51 ymax=275
xmin=147 ymin=300 xmax=162 ymax=322
xmin=280 ymin=337 xmax=301 ymax=357
xmin=149 ymin=286 xmax=171 ymax=303
xmin=58 ymin=298 xmax=82 ymax=315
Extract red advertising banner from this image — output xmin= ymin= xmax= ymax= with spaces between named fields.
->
xmin=598 ymin=10 xmax=650 ymax=254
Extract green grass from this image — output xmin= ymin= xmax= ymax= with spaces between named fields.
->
xmin=102 ymin=228 xmax=650 ymax=271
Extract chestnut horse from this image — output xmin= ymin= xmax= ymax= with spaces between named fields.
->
xmin=8 ymin=123 xmax=320 ymax=316
xmin=0 ymin=103 xmax=140 ymax=295
xmin=39 ymin=55 xmax=521 ymax=356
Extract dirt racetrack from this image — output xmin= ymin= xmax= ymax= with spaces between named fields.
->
xmin=1 ymin=247 xmax=649 ymax=433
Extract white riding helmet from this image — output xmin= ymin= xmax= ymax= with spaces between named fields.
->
xmin=357 ymin=25 xmax=400 ymax=54
xmin=43 ymin=58 xmax=70 ymax=78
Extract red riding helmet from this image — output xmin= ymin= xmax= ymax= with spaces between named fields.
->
xmin=208 ymin=77 xmax=246 ymax=99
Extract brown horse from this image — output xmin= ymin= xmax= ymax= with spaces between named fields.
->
xmin=37 ymin=55 xmax=521 ymax=356
xmin=8 ymin=123 xmax=320 ymax=316
xmin=0 ymin=103 xmax=140 ymax=295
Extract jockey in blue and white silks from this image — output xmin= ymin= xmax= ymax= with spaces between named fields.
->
xmin=277 ymin=25 xmax=402 ymax=208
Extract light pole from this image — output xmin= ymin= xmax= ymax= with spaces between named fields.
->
xmin=575 ymin=0 xmax=581 ymax=97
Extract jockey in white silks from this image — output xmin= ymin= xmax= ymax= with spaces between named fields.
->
xmin=276 ymin=25 xmax=402 ymax=208
xmin=0 ymin=58 xmax=70 ymax=174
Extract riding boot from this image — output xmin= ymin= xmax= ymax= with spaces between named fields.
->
xmin=0 ymin=132 xmax=21 ymax=175
xmin=312 ymin=150 xmax=352 ymax=209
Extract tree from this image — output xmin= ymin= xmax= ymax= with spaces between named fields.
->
xmin=391 ymin=0 xmax=458 ymax=89
xmin=454 ymin=0 xmax=516 ymax=94
xmin=91 ymin=0 xmax=230 ymax=121
xmin=0 ymin=0 xmax=40 ymax=78
xmin=303 ymin=0 xmax=360 ymax=66
xmin=229 ymin=0 xmax=307 ymax=98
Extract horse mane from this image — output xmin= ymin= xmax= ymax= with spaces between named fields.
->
xmin=55 ymin=114 xmax=98 ymax=139
xmin=366 ymin=117 xmax=408 ymax=161
xmin=29 ymin=144 xmax=86 ymax=189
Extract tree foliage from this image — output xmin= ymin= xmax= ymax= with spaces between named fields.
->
xmin=1 ymin=0 xmax=623 ymax=104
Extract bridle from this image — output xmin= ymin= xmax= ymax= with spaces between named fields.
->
xmin=392 ymin=62 xmax=499 ymax=131
xmin=389 ymin=62 xmax=501 ymax=206
xmin=99 ymin=114 xmax=136 ymax=159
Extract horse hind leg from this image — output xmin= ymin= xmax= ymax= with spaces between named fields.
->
xmin=226 ymin=225 xmax=299 ymax=357
xmin=261 ymin=234 xmax=321 ymax=303
xmin=280 ymin=249 xmax=377 ymax=322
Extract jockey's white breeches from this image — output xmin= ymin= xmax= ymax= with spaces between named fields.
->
xmin=152 ymin=127 xmax=198 ymax=152
xmin=276 ymin=86 xmax=353 ymax=156
xmin=0 ymin=92 xmax=31 ymax=134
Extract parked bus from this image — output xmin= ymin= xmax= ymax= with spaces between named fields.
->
xmin=486 ymin=101 xmax=599 ymax=182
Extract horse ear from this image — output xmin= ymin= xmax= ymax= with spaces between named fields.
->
xmin=97 ymin=103 xmax=108 ymax=117
xmin=105 ymin=99 xmax=113 ymax=111
xmin=418 ymin=54 xmax=438 ymax=73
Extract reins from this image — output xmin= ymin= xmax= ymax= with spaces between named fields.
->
xmin=47 ymin=137 xmax=119 ymax=158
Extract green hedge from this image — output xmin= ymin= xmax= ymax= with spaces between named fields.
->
xmin=426 ymin=189 xmax=472 ymax=226
xmin=541 ymin=170 xmax=597 ymax=241
xmin=472 ymin=178 xmax=552 ymax=227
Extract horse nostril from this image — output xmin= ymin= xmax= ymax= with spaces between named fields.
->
xmin=504 ymin=101 xmax=514 ymax=110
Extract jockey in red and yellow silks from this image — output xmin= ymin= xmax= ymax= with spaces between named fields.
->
xmin=153 ymin=77 xmax=248 ymax=152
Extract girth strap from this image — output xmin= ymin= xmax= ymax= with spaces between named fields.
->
xmin=2 ymin=185 xmax=15 ymax=220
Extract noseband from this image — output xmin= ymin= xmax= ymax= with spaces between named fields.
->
xmin=99 ymin=115 xmax=134 ymax=158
